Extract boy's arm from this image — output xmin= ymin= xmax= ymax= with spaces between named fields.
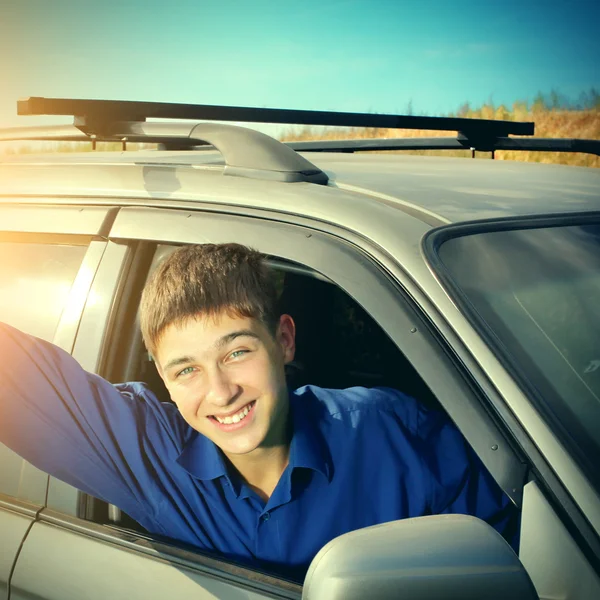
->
xmin=0 ymin=322 xmax=180 ymax=522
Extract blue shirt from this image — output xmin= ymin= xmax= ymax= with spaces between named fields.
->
xmin=0 ymin=323 xmax=518 ymax=582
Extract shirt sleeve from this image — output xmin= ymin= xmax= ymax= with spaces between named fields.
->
xmin=413 ymin=399 xmax=520 ymax=551
xmin=0 ymin=322 xmax=184 ymax=523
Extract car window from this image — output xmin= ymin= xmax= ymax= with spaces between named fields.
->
xmin=0 ymin=241 xmax=88 ymax=340
xmin=435 ymin=222 xmax=600 ymax=489
xmin=0 ymin=240 xmax=88 ymax=499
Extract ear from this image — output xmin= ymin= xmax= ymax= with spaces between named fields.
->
xmin=276 ymin=314 xmax=296 ymax=364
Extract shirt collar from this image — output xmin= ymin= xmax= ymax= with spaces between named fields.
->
xmin=175 ymin=390 xmax=331 ymax=486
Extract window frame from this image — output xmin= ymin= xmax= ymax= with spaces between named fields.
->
xmin=34 ymin=202 xmax=532 ymax=597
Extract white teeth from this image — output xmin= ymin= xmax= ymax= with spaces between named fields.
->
xmin=214 ymin=403 xmax=252 ymax=425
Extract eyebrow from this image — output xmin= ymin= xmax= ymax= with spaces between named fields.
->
xmin=163 ymin=355 xmax=196 ymax=372
xmin=163 ymin=330 xmax=261 ymax=373
xmin=214 ymin=329 xmax=261 ymax=351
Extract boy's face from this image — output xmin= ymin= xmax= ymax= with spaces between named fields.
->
xmin=154 ymin=311 xmax=296 ymax=458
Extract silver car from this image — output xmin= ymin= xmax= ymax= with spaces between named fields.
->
xmin=1 ymin=97 xmax=599 ymax=599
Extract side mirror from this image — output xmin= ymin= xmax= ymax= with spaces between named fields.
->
xmin=303 ymin=515 xmax=537 ymax=600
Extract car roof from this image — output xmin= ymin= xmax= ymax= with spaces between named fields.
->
xmin=310 ymin=153 xmax=600 ymax=222
xmin=1 ymin=148 xmax=599 ymax=225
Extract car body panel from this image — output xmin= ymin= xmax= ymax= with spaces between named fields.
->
xmin=3 ymin=151 xmax=599 ymax=222
xmin=0 ymin=499 xmax=39 ymax=600
xmin=11 ymin=516 xmax=301 ymax=600
xmin=520 ymin=481 xmax=600 ymax=599
xmin=0 ymin=203 xmax=116 ymax=237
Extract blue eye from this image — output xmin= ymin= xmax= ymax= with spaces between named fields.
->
xmin=230 ymin=350 xmax=248 ymax=359
xmin=177 ymin=366 xmax=195 ymax=377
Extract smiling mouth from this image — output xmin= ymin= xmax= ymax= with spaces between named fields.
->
xmin=209 ymin=400 xmax=256 ymax=426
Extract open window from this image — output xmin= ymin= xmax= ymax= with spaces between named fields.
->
xmin=63 ymin=206 xmax=525 ymax=589
xmin=91 ymin=242 xmax=440 ymax=534
xmin=90 ymin=235 xmax=515 ymax=527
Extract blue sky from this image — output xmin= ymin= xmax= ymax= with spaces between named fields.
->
xmin=1 ymin=0 xmax=598 ymax=132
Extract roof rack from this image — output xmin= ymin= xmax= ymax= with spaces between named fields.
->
xmin=4 ymin=96 xmax=598 ymax=163
xmin=17 ymin=96 xmax=534 ymax=140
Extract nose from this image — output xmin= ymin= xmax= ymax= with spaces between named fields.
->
xmin=205 ymin=365 xmax=240 ymax=407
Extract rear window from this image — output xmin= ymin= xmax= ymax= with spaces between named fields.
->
xmin=434 ymin=221 xmax=600 ymax=486
xmin=0 ymin=240 xmax=88 ymax=501
xmin=0 ymin=242 xmax=88 ymax=340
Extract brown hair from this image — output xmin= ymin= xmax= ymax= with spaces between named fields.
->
xmin=140 ymin=243 xmax=279 ymax=357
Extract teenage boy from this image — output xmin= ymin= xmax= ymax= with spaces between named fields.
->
xmin=0 ymin=243 xmax=518 ymax=582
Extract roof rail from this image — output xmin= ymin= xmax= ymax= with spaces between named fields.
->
xmin=5 ymin=98 xmax=598 ymax=160
xmin=286 ymin=136 xmax=600 ymax=158
xmin=4 ymin=125 xmax=597 ymax=158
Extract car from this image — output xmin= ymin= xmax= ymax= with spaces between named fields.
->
xmin=0 ymin=96 xmax=599 ymax=600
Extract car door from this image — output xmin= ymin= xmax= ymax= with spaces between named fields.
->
xmin=0 ymin=204 xmax=112 ymax=600
xmin=9 ymin=202 xmax=529 ymax=599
